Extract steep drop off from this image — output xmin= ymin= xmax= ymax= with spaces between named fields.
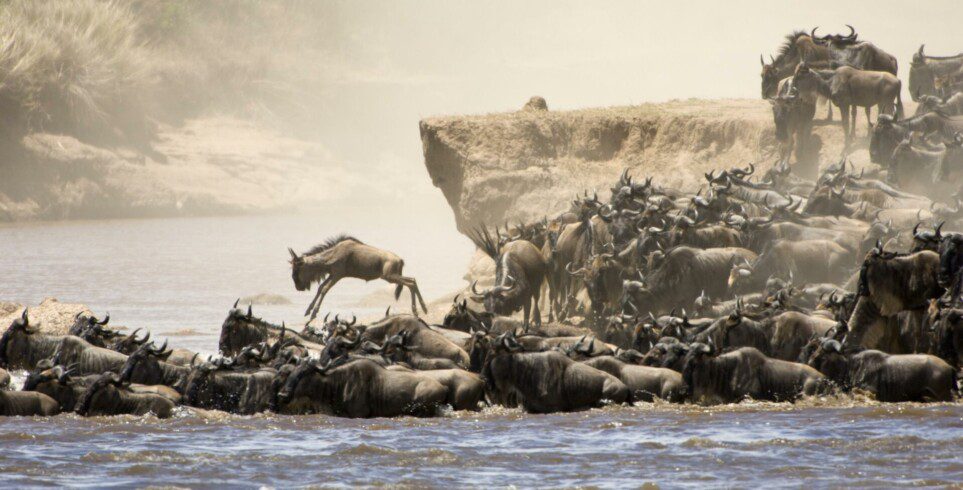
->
xmin=421 ymin=98 xmax=855 ymax=232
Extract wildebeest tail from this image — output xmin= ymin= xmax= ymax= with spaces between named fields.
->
xmin=469 ymin=224 xmax=499 ymax=259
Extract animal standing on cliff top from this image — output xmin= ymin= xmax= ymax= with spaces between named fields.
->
xmin=288 ymin=235 xmax=428 ymax=320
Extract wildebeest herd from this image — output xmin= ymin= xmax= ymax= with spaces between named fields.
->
xmin=1 ymin=26 xmax=962 ymax=418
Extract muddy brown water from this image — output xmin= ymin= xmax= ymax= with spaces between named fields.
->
xmin=1 ymin=216 xmax=962 ymax=487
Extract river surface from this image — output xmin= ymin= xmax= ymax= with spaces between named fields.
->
xmin=1 ymin=216 xmax=962 ymax=488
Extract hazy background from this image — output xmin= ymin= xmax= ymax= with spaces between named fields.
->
xmin=273 ymin=0 xmax=961 ymax=219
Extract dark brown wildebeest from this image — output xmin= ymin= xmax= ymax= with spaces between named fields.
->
xmin=75 ymin=373 xmax=175 ymax=418
xmin=846 ymin=245 xmax=942 ymax=350
xmin=621 ymin=246 xmax=758 ymax=315
xmin=0 ymin=310 xmax=68 ymax=370
xmin=289 ymin=234 xmax=427 ymax=319
xmin=807 ymin=339 xmax=955 ymax=402
xmin=0 ymin=390 xmax=60 ymax=416
xmin=769 ymin=84 xmax=816 ymax=168
xmin=760 ymin=30 xmax=833 ymax=120
xmin=480 ymin=332 xmax=628 ymax=413
xmin=469 ymin=226 xmax=549 ymax=328
xmin=811 ymin=25 xmax=898 ymax=76
xmin=275 ymin=356 xmax=447 ymax=417
xmin=909 ymin=45 xmax=963 ymax=100
xmin=728 ymin=239 xmax=854 ymax=293
xmin=580 ymin=355 xmax=685 ymax=403
xmin=681 ymin=344 xmax=830 ymax=405
xmin=915 ymin=92 xmax=963 ymax=117
xmin=792 ymin=63 xmax=903 ymax=142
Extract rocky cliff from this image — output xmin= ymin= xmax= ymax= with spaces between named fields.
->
xmin=421 ymin=98 xmax=857 ymax=233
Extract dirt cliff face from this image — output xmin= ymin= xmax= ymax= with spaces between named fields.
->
xmin=421 ymin=98 xmax=853 ymax=233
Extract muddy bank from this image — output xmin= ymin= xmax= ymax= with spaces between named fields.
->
xmin=421 ymin=98 xmax=863 ymax=233
xmin=0 ymin=118 xmax=330 ymax=221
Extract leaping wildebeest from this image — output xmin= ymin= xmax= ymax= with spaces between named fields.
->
xmin=289 ymin=235 xmax=428 ymax=319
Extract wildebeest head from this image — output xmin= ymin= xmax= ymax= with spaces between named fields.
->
xmin=869 ymin=114 xmax=902 ymax=165
xmin=760 ymin=55 xmax=780 ymax=98
xmin=810 ymin=25 xmax=858 ymax=46
xmin=802 ymin=185 xmax=849 ymax=216
xmin=909 ymin=46 xmax=938 ymax=101
xmin=680 ymin=341 xmax=715 ymax=395
xmin=68 ymin=312 xmax=110 ymax=337
xmin=119 ymin=340 xmax=172 ymax=384
xmin=938 ymin=234 xmax=963 ymax=288
xmin=805 ymin=339 xmax=849 ymax=387
xmin=470 ymin=275 xmax=520 ymax=316
xmin=218 ymin=300 xmax=263 ymax=356
xmin=467 ymin=327 xmax=492 ymax=373
xmin=75 ymin=372 xmax=126 ymax=416
xmin=109 ymin=328 xmax=151 ymax=355
xmin=769 ymin=89 xmax=802 ymax=141
xmin=911 ymin=221 xmax=944 ymax=252
xmin=287 ymin=248 xmax=311 ymax=291
xmin=317 ymin=332 xmax=361 ymax=366
xmin=275 ymin=356 xmax=343 ymax=408
xmin=442 ymin=296 xmax=471 ymax=331
xmin=0 ymin=309 xmax=36 ymax=368
xmin=182 ymin=357 xmax=229 ymax=407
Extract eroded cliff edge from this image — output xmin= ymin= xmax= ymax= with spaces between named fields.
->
xmin=421 ymin=98 xmax=851 ymax=233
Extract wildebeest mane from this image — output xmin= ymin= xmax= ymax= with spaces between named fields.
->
xmin=774 ymin=30 xmax=810 ymax=64
xmin=304 ymin=234 xmax=362 ymax=256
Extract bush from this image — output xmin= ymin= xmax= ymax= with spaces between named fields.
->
xmin=0 ymin=0 xmax=154 ymax=139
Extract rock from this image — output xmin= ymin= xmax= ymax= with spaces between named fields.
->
xmin=421 ymin=98 xmax=855 ymax=234
xmin=0 ymin=298 xmax=93 ymax=336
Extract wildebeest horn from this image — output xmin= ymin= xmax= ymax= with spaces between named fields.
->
xmin=348 ymin=315 xmax=357 ymax=327
xmin=810 ymin=27 xmax=819 ymax=39
xmin=913 ymin=222 xmax=921 ymax=237
xmin=233 ymin=298 xmax=240 ymax=309
xmin=469 ymin=280 xmax=487 ymax=299
xmin=98 ymin=313 xmax=109 ymax=325
xmin=935 ymin=221 xmax=944 ymax=238
xmin=246 ymin=305 xmax=253 ymax=318
xmin=566 ymin=262 xmax=587 ymax=276
xmin=288 ymin=247 xmax=298 ymax=261
xmin=918 ymin=44 xmax=925 ymax=57
xmin=844 ymin=24 xmax=856 ymax=39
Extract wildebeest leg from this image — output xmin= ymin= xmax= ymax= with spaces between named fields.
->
xmin=304 ymin=276 xmax=332 ymax=317
xmin=839 ymin=104 xmax=850 ymax=147
xmin=308 ymin=277 xmax=341 ymax=320
xmin=386 ymin=275 xmax=428 ymax=314
xmin=864 ymin=106 xmax=872 ymax=137
xmin=531 ymin=290 xmax=542 ymax=327
xmin=522 ymin=301 xmax=531 ymax=331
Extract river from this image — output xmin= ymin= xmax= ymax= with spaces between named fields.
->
xmin=0 ymin=215 xmax=961 ymax=487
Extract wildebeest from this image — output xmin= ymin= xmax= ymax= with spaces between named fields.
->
xmin=182 ymin=359 xmax=274 ymax=413
xmin=870 ymin=112 xmax=963 ymax=166
xmin=811 ymin=25 xmax=898 ymax=75
xmin=909 ymin=45 xmax=963 ymax=100
xmin=807 ymin=339 xmax=955 ymax=402
xmin=275 ymin=357 xmax=447 ymax=417
xmin=0 ymin=310 xmax=67 ymax=370
xmin=75 ymin=373 xmax=175 ymax=418
xmin=481 ymin=332 xmax=628 ymax=413
xmin=361 ymin=314 xmax=470 ymax=367
xmin=469 ymin=226 xmax=549 ymax=327
xmin=792 ymin=63 xmax=903 ymax=141
xmin=581 ymin=355 xmax=685 ymax=402
xmin=847 ymin=246 xmax=942 ymax=349
xmin=289 ymin=234 xmax=428 ymax=318
xmin=682 ymin=344 xmax=830 ymax=404
xmin=728 ymin=239 xmax=853 ymax=293
xmin=0 ymin=390 xmax=61 ymax=416
xmin=622 ymin=246 xmax=758 ymax=314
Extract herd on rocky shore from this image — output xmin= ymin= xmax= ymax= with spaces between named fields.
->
xmin=3 ymin=26 xmax=963 ymax=418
